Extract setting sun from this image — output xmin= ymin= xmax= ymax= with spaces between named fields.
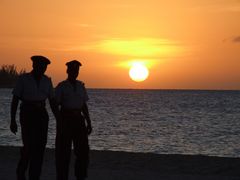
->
xmin=129 ymin=63 xmax=149 ymax=82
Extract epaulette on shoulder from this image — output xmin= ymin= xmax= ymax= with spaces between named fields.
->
xmin=78 ymin=80 xmax=85 ymax=87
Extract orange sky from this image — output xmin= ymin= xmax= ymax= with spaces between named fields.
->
xmin=1 ymin=0 xmax=240 ymax=89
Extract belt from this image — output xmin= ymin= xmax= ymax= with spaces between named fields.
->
xmin=61 ymin=108 xmax=82 ymax=116
xmin=22 ymin=100 xmax=46 ymax=108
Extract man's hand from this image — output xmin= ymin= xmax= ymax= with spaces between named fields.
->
xmin=10 ymin=121 xmax=18 ymax=134
xmin=10 ymin=95 xmax=19 ymax=135
xmin=87 ymin=124 xmax=92 ymax=135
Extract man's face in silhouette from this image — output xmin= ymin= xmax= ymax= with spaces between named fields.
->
xmin=32 ymin=62 xmax=48 ymax=76
xmin=67 ymin=66 xmax=79 ymax=80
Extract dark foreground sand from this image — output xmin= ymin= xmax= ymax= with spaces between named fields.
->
xmin=0 ymin=146 xmax=240 ymax=180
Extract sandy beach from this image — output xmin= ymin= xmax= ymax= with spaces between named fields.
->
xmin=0 ymin=146 xmax=240 ymax=180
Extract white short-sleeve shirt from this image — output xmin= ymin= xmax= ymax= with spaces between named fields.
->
xmin=55 ymin=80 xmax=89 ymax=109
xmin=12 ymin=73 xmax=54 ymax=101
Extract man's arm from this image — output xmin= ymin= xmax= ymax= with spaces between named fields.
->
xmin=82 ymin=102 xmax=92 ymax=135
xmin=48 ymin=79 xmax=61 ymax=122
xmin=10 ymin=95 xmax=19 ymax=134
xmin=49 ymin=98 xmax=60 ymax=122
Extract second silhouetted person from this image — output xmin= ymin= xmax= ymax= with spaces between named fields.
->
xmin=55 ymin=60 xmax=92 ymax=180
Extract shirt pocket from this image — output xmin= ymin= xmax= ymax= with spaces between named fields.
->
xmin=39 ymin=86 xmax=50 ymax=98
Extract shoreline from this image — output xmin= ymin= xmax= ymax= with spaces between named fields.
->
xmin=0 ymin=146 xmax=239 ymax=180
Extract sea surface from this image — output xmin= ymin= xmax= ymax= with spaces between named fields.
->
xmin=0 ymin=88 xmax=240 ymax=157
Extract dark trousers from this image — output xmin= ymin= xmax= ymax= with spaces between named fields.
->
xmin=56 ymin=111 xmax=89 ymax=180
xmin=17 ymin=105 xmax=49 ymax=180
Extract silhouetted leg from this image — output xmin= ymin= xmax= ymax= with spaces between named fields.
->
xmin=16 ymin=147 xmax=29 ymax=180
xmin=29 ymin=145 xmax=46 ymax=180
xmin=28 ymin=115 xmax=48 ymax=180
xmin=56 ymin=130 xmax=72 ymax=180
xmin=17 ymin=108 xmax=31 ymax=180
xmin=73 ymin=122 xmax=89 ymax=180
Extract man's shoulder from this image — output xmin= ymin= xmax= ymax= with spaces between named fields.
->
xmin=56 ymin=80 xmax=68 ymax=88
xmin=77 ymin=80 xmax=85 ymax=86
xmin=77 ymin=80 xmax=84 ymax=85
xmin=42 ymin=74 xmax=52 ymax=81
xmin=18 ymin=72 xmax=30 ymax=80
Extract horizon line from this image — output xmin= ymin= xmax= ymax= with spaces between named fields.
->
xmin=0 ymin=86 xmax=239 ymax=91
xmin=86 ymin=87 xmax=240 ymax=91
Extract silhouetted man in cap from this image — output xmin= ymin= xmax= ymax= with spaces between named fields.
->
xmin=55 ymin=60 xmax=92 ymax=180
xmin=10 ymin=55 xmax=59 ymax=180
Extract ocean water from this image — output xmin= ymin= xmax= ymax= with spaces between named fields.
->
xmin=0 ymin=88 xmax=240 ymax=157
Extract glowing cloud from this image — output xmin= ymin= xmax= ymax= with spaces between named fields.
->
xmin=118 ymin=59 xmax=155 ymax=69
xmin=94 ymin=38 xmax=184 ymax=57
xmin=71 ymin=38 xmax=186 ymax=58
